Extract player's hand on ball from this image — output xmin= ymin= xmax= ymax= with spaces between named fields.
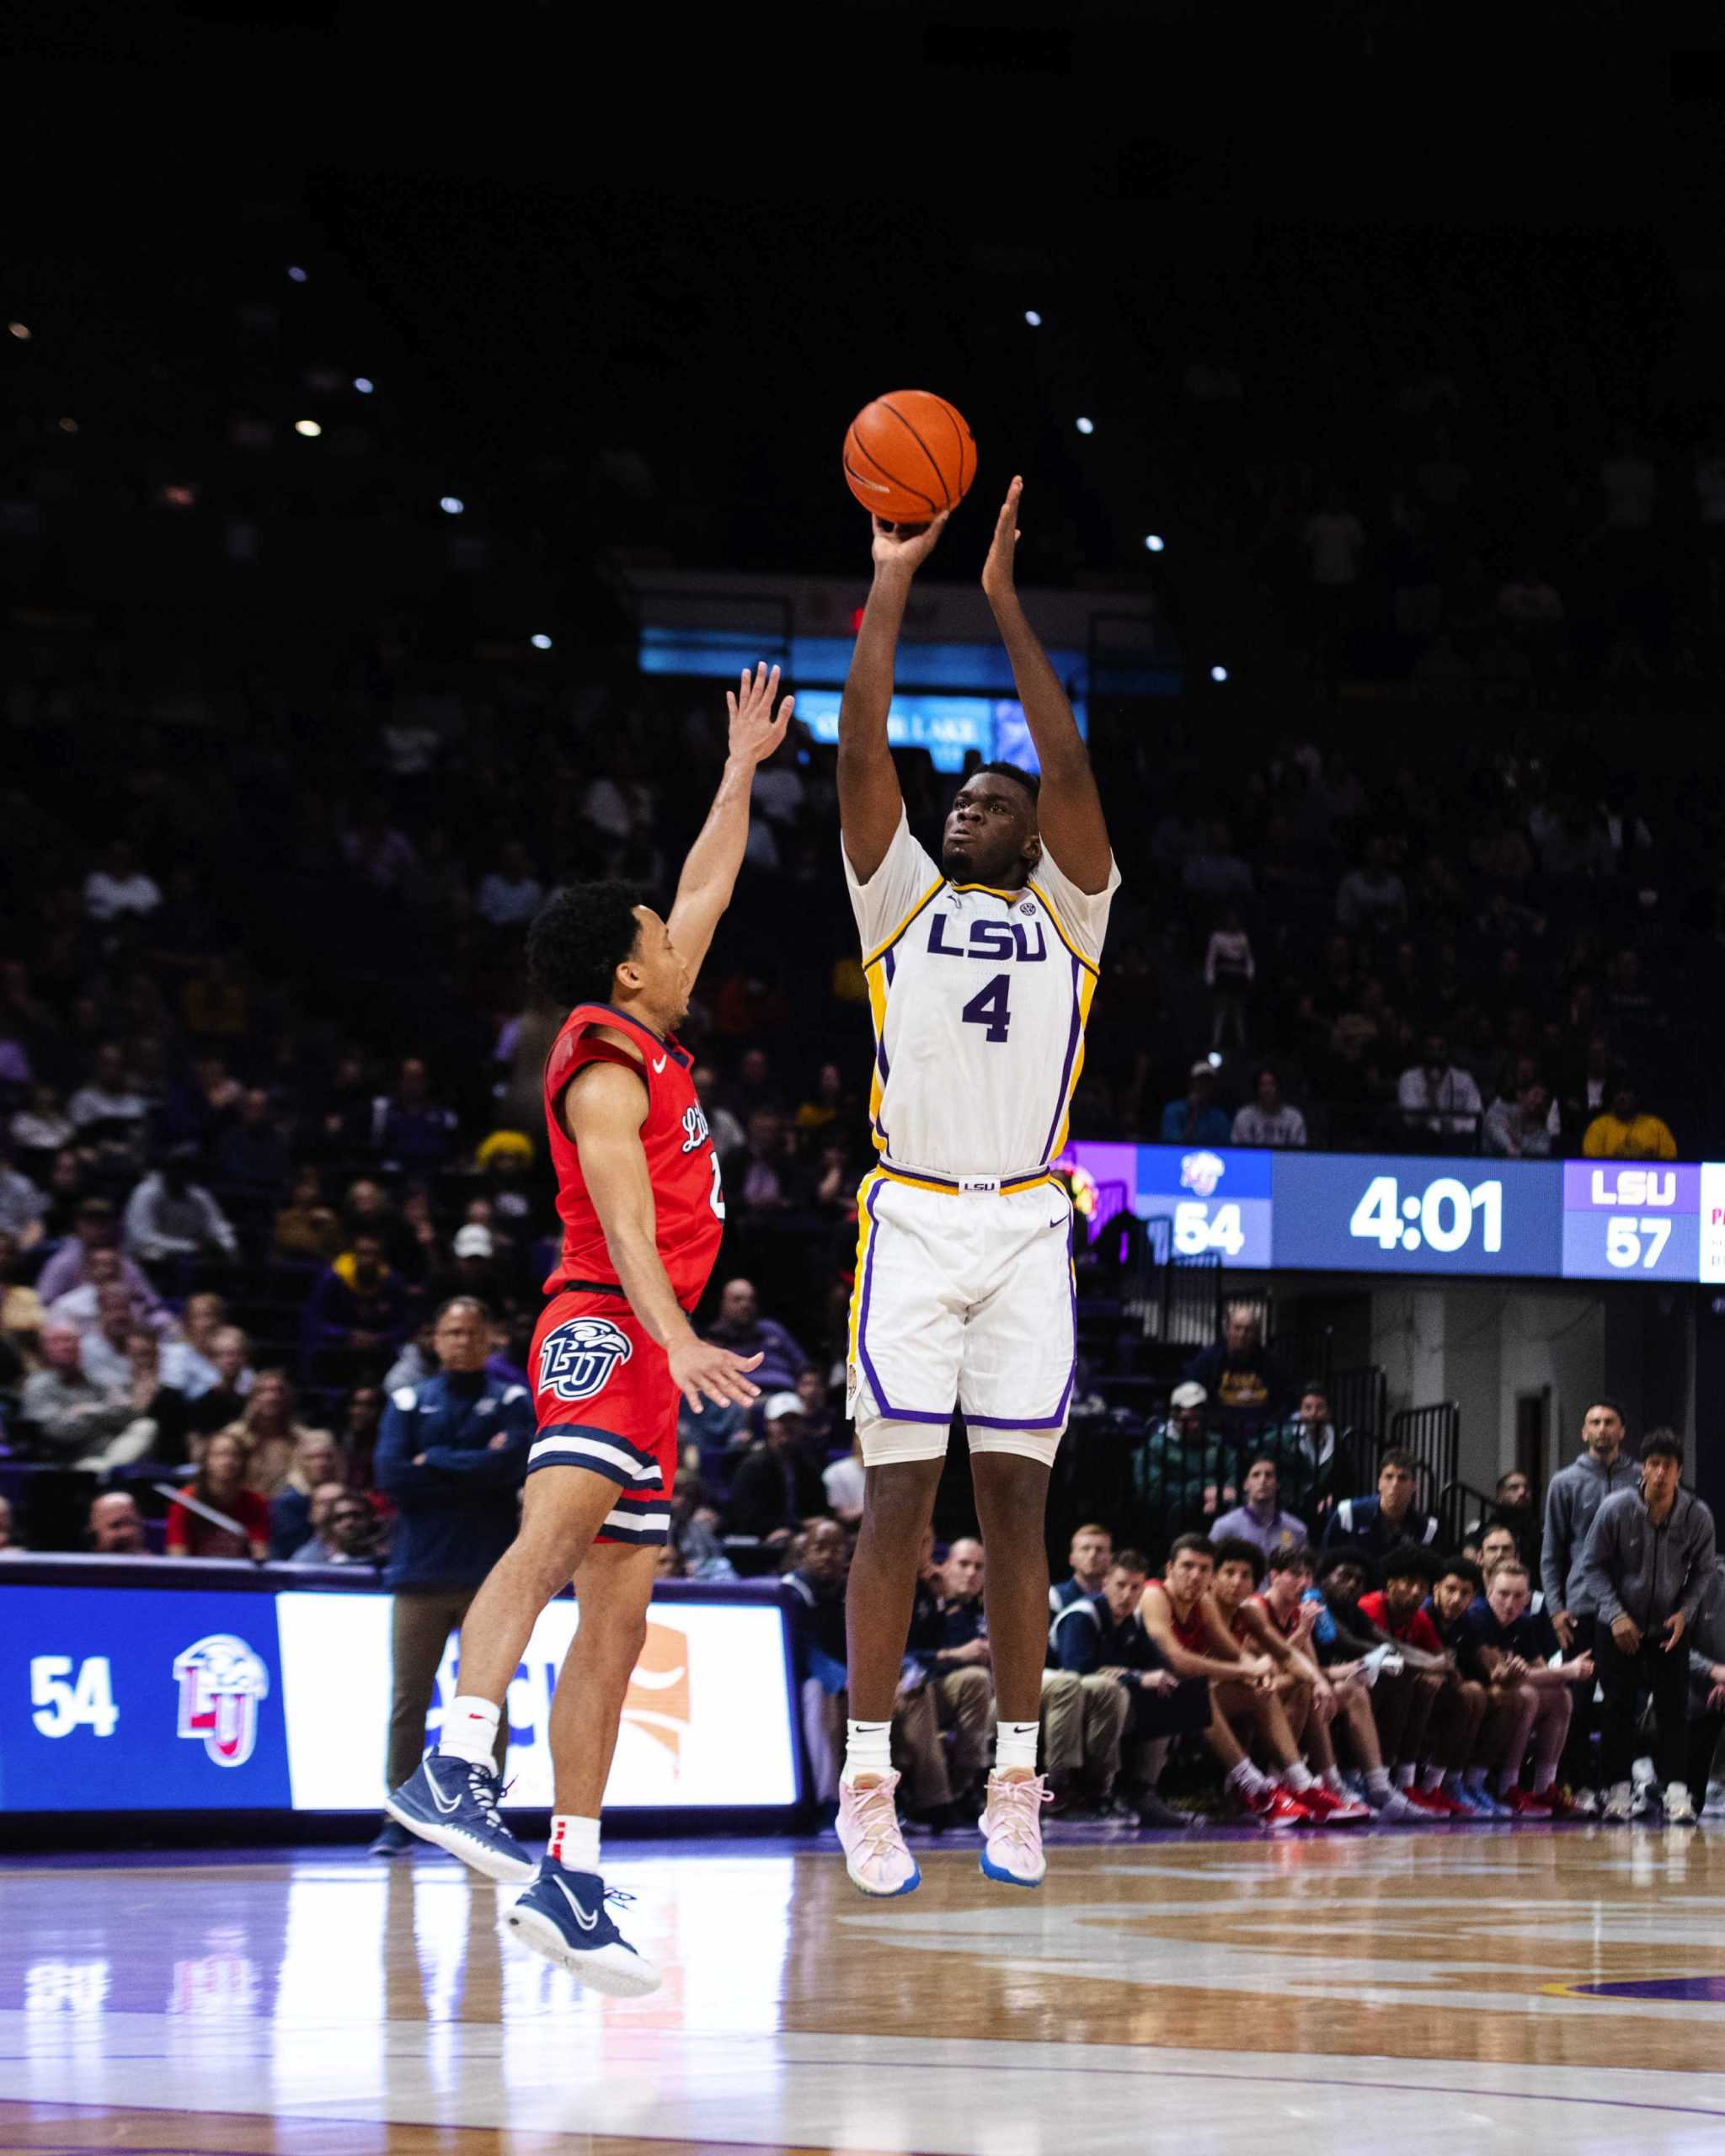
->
xmin=670 ymin=1337 xmax=762 ymax=1413
xmin=980 ymin=475 xmax=1023 ymax=603
xmin=871 ymin=509 xmax=948 ymax=576
xmin=726 ymin=662 xmax=795 ymax=768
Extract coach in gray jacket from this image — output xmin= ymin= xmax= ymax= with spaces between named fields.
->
xmin=1578 ymin=1429 xmax=1717 ymax=1822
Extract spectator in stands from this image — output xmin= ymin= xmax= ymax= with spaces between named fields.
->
xmin=475 ymin=841 xmax=545 ymax=929
xmin=1231 ymin=1066 xmax=1307 ymax=1149
xmin=1050 ymin=1523 xmax=1115 ymax=1614
xmin=0 ymin=1229 xmax=45 ymax=1359
xmin=898 ymin=1536 xmax=994 ymax=1825
xmin=10 ymin=1084 xmax=73 ymax=1164
xmin=691 ymin=1065 xmax=746 ymax=1169
xmin=227 ymin=1370 xmax=332 ymax=1500
xmin=0 ymin=1144 xmax=45 ymax=1248
xmin=47 ymin=1246 xmax=150 ymax=1337
xmin=302 ymin=1230 xmax=411 ymax=1382
xmin=795 ymin=1365 xmax=836 ymax=1455
xmin=78 ymin=1283 xmax=139 ymax=1390
xmin=1335 ymin=836 xmax=1407 ymax=936
xmin=1203 ymin=907 xmax=1254 ymax=1050
xmin=1396 ymin=1033 xmax=1483 ymax=1140
xmin=67 ymin=1044 xmax=151 ymax=1147
xmin=822 ymin=1430 xmax=865 ymax=1526
xmin=35 ymin=1196 xmax=163 ymax=1316
xmin=165 ymin=1428 xmax=270 ymax=1559
xmin=83 ymin=841 xmax=163 ymax=924
xmin=1582 ymin=1075 xmax=1677 ymax=1161
xmin=1465 ymin=1471 xmax=1541 ymax=1566
xmin=371 ymin=1058 xmax=460 ymax=1172
xmin=1580 ymin=1430 xmax=1717 ymax=1825
xmin=295 ymin=1488 xmax=383 ymax=1566
xmin=273 ymin=1167 xmax=343 ymax=1262
xmin=1051 ymin=1549 xmax=1198 ymax=1827
xmin=343 ymin=1382 xmax=387 ymax=1490
xmin=1323 ymin=1449 xmax=1439 ymax=1558
xmin=1135 ymin=1381 xmax=1234 ymax=1527
xmin=1183 ymin=1301 xmax=1291 ymax=1423
xmin=1039 ymin=1524 xmax=1133 ymax=1812
xmin=786 ymin=1517 xmax=850 ymax=1803
xmin=1140 ymin=1535 xmax=1327 ymax=1825
xmin=184 ymin=1326 xmax=259 ymax=1445
xmin=736 ymin=1109 xmax=806 ymax=1212
xmin=0 ymin=1493 xmax=18 ymax=1554
xmin=705 ymin=1278 xmax=808 ymax=1394
xmin=88 ymin=1491 xmax=149 ymax=1555
xmin=1159 ymin=1060 xmax=1231 ymax=1145
xmin=158 ymin=1292 xmax=234 ymax=1399
xmin=724 ymin=1392 xmax=828 ymax=1546
xmin=1542 ymin=1397 xmax=1637 ymax=1811
xmin=215 ymin=1088 xmax=293 ymax=1190
xmin=269 ymin=1428 xmax=345 ymax=1557
xmin=1455 ymin=1558 xmax=1594 ymax=1817
xmin=1483 ymin=1065 xmax=1557 ymax=1159
xmin=122 ymin=1150 xmax=239 ymax=1267
xmin=21 ymin=1320 xmax=151 ymax=1468
xmin=1181 ymin=821 xmax=1255 ymax=901
xmin=1211 ymin=1457 xmax=1307 ymax=1556
xmin=370 ymin=1296 xmax=532 ymax=1856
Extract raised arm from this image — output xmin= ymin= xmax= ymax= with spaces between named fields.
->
xmin=665 ymin=662 xmax=794 ymax=987
xmin=980 ymin=477 xmax=1113 ymax=894
xmin=565 ymin=1060 xmax=761 ymax=1414
xmin=837 ymin=513 xmax=949 ymax=880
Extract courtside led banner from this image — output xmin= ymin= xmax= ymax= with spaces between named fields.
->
xmin=1061 ymin=1144 xmax=1718 ymax=1284
xmin=0 ymin=1579 xmax=801 ymax=1815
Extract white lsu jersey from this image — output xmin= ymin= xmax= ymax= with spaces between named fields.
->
xmin=843 ymin=811 xmax=1119 ymax=1187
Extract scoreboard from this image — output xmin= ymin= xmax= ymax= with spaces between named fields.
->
xmin=1063 ymin=1144 xmax=1718 ymax=1285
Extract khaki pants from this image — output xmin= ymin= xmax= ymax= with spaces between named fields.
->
xmin=894 ymin=1666 xmax=994 ymax=1807
xmin=387 ymin=1587 xmax=507 ymax=1794
xmin=1039 ymin=1668 xmax=1131 ymax=1790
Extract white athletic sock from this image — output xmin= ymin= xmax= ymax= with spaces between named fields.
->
xmin=842 ymin=1720 xmax=892 ymax=1784
xmin=1421 ymin=1764 xmax=1446 ymax=1791
xmin=439 ymin=1694 xmax=500 ymax=1769
xmin=1282 ymin=1760 xmax=1315 ymax=1793
xmin=1395 ymin=1763 xmax=1417 ymax=1789
xmin=1365 ymin=1766 xmax=1393 ymax=1800
xmin=996 ymin=1721 xmax=1039 ymax=1775
xmin=547 ymin=1813 xmax=601 ymax=1874
xmin=1227 ymin=1759 xmax=1270 ymax=1798
xmin=1325 ymin=1767 xmax=1348 ymax=1796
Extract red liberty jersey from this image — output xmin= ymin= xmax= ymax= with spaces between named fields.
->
xmin=542 ymin=1001 xmax=724 ymax=1312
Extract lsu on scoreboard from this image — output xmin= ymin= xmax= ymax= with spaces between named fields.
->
xmin=1063 ymin=1144 xmax=1725 ymax=1286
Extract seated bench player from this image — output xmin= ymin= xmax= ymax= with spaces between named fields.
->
xmin=1051 ymin=1550 xmax=1204 ymax=1827
xmin=1357 ymin=1546 xmax=1487 ymax=1817
xmin=1455 ymin=1557 xmax=1594 ymax=1817
xmin=1139 ymin=1534 xmax=1335 ymax=1826
xmin=1211 ymin=1540 xmax=1370 ymax=1822
xmin=1295 ymin=1547 xmax=1429 ymax=1819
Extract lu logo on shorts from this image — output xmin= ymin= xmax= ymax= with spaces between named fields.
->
xmin=538 ymin=1316 xmax=633 ymax=1403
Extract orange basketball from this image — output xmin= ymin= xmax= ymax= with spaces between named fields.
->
xmin=842 ymin=390 xmax=975 ymax=524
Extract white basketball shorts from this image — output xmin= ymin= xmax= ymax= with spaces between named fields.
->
xmin=846 ymin=1168 xmax=1076 ymax=1464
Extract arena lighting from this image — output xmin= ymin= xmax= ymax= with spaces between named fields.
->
xmin=1075 ymin=416 xmax=1094 ymax=435
xmin=439 ymin=496 xmax=464 ymax=515
xmin=293 ymin=419 xmax=322 ymax=438
xmin=1210 ymin=664 xmax=1229 ymax=683
xmin=1207 ymin=1052 xmax=1223 ymax=1070
xmin=286 ymin=265 xmax=307 ymax=283
xmin=1143 ymin=533 xmax=1165 ymax=552
xmin=58 ymin=418 xmax=77 ymax=434
xmin=530 ymin=633 xmax=553 ymax=650
xmin=8 ymin=322 xmax=29 ymax=339
xmin=353 ymin=376 xmax=374 ymax=393
xmin=1023 ymin=309 xmax=1043 ymax=327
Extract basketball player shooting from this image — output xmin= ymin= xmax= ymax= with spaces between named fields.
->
xmin=836 ymin=478 xmax=1119 ymax=1894
xmin=386 ymin=663 xmax=793 ymax=1993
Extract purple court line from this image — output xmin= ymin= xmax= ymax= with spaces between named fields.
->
xmin=8 ymin=2052 xmax=1725 ymax=2127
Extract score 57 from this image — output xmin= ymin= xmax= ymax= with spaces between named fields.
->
xmin=1605 ymin=1216 xmax=1672 ymax=1270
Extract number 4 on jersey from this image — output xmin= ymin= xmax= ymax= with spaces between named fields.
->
xmin=961 ymin=974 xmax=1012 ymax=1043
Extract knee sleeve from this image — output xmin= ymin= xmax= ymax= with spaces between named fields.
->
xmin=857 ymin=1414 xmax=951 ymax=1469
xmin=965 ymin=1422 xmax=1064 ymax=1469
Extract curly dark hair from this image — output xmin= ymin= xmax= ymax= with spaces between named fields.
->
xmin=526 ymin=882 xmax=649 ymax=1011
xmin=974 ymin=758 xmax=1041 ymax=800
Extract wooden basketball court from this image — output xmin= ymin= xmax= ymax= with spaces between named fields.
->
xmin=5 ymin=1827 xmax=1725 ymax=2153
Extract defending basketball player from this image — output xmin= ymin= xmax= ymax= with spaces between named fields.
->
xmin=836 ymin=477 xmax=1119 ymax=1894
xmin=386 ymin=663 xmax=793 ymax=1993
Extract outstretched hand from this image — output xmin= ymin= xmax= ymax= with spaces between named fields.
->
xmin=871 ymin=510 xmax=948 ymax=577
xmin=981 ymin=475 xmax=1023 ymax=604
xmin=726 ymin=662 xmax=795 ymax=767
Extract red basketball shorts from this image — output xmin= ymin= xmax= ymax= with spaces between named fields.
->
xmin=526 ymin=1288 xmax=676 ymax=1545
